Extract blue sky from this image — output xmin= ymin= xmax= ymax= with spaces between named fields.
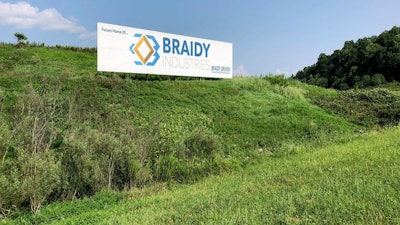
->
xmin=1 ymin=0 xmax=399 ymax=76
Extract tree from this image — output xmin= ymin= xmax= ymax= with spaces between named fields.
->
xmin=294 ymin=26 xmax=400 ymax=89
xmin=14 ymin=32 xmax=27 ymax=42
xmin=14 ymin=32 xmax=28 ymax=47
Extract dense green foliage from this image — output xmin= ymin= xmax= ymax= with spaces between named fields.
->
xmin=3 ymin=125 xmax=399 ymax=224
xmin=295 ymin=26 xmax=400 ymax=89
xmin=309 ymin=87 xmax=400 ymax=127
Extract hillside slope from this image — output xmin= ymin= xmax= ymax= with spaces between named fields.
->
xmin=2 ymin=43 xmax=399 ymax=220
xmin=4 ymin=123 xmax=400 ymax=224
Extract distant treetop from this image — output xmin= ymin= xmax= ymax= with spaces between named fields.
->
xmin=295 ymin=26 xmax=400 ymax=89
xmin=14 ymin=32 xmax=28 ymax=42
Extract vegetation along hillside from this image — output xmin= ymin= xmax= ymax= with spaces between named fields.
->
xmin=295 ymin=26 xmax=400 ymax=89
xmin=1 ymin=40 xmax=400 ymax=223
xmin=4 ymin=125 xmax=400 ymax=224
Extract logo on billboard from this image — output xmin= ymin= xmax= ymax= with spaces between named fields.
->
xmin=129 ymin=33 xmax=160 ymax=66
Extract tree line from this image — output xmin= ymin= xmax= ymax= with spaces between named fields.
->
xmin=295 ymin=26 xmax=400 ymax=89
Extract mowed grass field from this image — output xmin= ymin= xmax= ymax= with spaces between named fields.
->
xmin=5 ymin=126 xmax=399 ymax=225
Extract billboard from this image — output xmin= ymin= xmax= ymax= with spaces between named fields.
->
xmin=97 ymin=22 xmax=233 ymax=78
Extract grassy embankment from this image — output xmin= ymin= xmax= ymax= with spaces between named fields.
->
xmin=5 ymin=126 xmax=400 ymax=224
xmin=1 ymin=43 xmax=399 ymax=223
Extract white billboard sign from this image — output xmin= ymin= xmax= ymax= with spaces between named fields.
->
xmin=97 ymin=22 xmax=233 ymax=78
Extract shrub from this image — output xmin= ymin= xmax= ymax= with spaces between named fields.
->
xmin=61 ymin=125 xmax=142 ymax=196
xmin=309 ymin=88 xmax=400 ymax=127
xmin=371 ymin=73 xmax=386 ymax=86
xmin=135 ymin=166 xmax=153 ymax=188
xmin=0 ymin=163 xmax=29 ymax=218
xmin=0 ymin=84 xmax=63 ymax=215
xmin=184 ymin=129 xmax=221 ymax=159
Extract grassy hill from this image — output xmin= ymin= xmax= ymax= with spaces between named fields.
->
xmin=5 ymin=125 xmax=400 ymax=224
xmin=1 ymin=43 xmax=400 ymax=223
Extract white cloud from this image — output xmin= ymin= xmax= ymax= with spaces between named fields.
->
xmin=233 ymin=64 xmax=249 ymax=77
xmin=276 ymin=69 xmax=294 ymax=77
xmin=79 ymin=31 xmax=97 ymax=40
xmin=276 ymin=69 xmax=287 ymax=75
xmin=0 ymin=1 xmax=86 ymax=33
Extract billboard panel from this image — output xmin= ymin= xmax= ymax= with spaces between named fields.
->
xmin=97 ymin=22 xmax=233 ymax=78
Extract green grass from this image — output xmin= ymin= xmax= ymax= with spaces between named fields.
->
xmin=4 ymin=126 xmax=399 ymax=224
xmin=1 ymin=43 xmax=400 ymax=223
xmin=0 ymin=54 xmax=360 ymax=154
xmin=0 ymin=44 xmax=96 ymax=76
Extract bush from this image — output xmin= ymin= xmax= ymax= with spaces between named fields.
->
xmin=154 ymin=154 xmax=186 ymax=182
xmin=0 ymin=84 xmax=63 ymax=215
xmin=61 ymin=125 xmax=142 ymax=196
xmin=371 ymin=73 xmax=386 ymax=86
xmin=309 ymin=88 xmax=400 ymax=127
xmin=151 ymin=128 xmax=224 ymax=183
xmin=0 ymin=163 xmax=29 ymax=218
xmin=135 ymin=166 xmax=153 ymax=188
xmin=184 ymin=129 xmax=221 ymax=158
